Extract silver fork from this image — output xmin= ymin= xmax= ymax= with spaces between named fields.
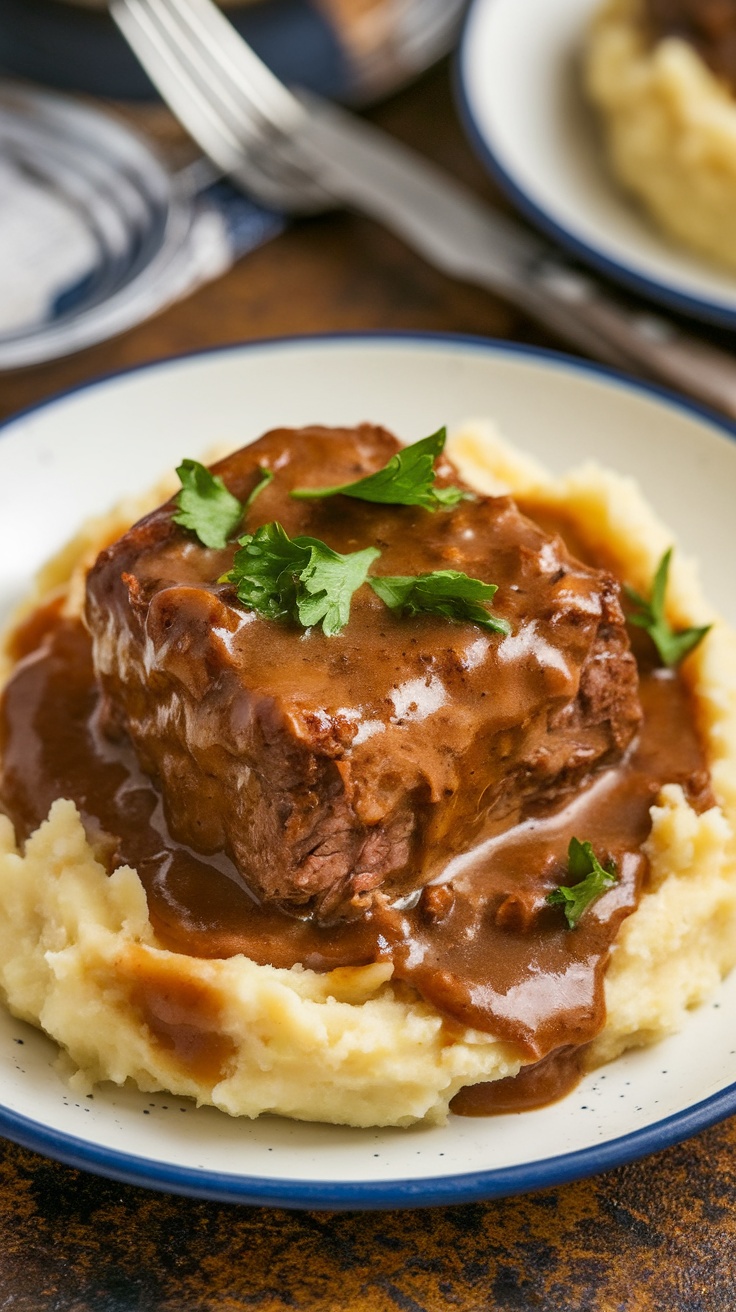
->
xmin=111 ymin=0 xmax=736 ymax=419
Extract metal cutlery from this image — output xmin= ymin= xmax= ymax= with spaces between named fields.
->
xmin=111 ymin=0 xmax=736 ymax=420
xmin=0 ymin=85 xmax=196 ymax=368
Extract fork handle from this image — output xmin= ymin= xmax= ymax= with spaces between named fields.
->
xmin=516 ymin=261 xmax=736 ymax=420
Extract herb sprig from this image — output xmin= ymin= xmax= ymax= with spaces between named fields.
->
xmin=547 ymin=838 xmax=617 ymax=930
xmin=173 ymin=460 xmax=273 ymax=550
xmin=175 ymin=444 xmax=510 ymax=639
xmin=173 ymin=459 xmax=244 ymax=550
xmin=369 ymin=570 xmax=511 ymax=635
xmin=624 ymin=548 xmax=710 ymax=668
xmin=290 ymin=428 xmax=469 ymax=511
xmin=243 ymin=466 xmax=274 ymax=513
xmin=221 ymin=522 xmax=379 ymax=637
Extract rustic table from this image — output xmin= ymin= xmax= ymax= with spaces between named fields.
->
xmin=1 ymin=62 xmax=735 ymax=1312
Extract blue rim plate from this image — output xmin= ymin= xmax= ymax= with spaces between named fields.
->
xmin=2 ymin=332 xmax=736 ymax=1209
xmin=456 ymin=0 xmax=736 ymax=329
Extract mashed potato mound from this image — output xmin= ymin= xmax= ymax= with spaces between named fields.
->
xmin=0 ymin=425 xmax=735 ymax=1126
xmin=584 ymin=0 xmax=736 ymax=270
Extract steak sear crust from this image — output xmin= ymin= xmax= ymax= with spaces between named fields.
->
xmin=85 ymin=425 xmax=642 ymax=920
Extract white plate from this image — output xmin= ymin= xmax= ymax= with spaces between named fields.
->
xmin=2 ymin=333 xmax=736 ymax=1208
xmin=457 ymin=0 xmax=736 ymax=328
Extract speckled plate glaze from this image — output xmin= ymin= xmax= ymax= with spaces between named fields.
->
xmin=457 ymin=0 xmax=736 ymax=328
xmin=2 ymin=334 xmax=736 ymax=1209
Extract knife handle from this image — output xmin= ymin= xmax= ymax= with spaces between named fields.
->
xmin=294 ymin=96 xmax=736 ymax=421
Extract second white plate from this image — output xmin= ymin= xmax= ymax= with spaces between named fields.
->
xmin=458 ymin=0 xmax=736 ymax=327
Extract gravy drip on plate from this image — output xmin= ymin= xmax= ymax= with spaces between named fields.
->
xmin=0 ymin=601 xmax=711 ymax=1113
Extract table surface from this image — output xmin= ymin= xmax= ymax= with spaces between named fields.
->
xmin=1 ymin=61 xmax=736 ymax=1312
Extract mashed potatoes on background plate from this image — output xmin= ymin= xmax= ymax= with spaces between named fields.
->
xmin=0 ymin=425 xmax=735 ymax=1129
xmin=584 ymin=0 xmax=736 ymax=271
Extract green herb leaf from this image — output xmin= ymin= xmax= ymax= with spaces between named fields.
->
xmin=222 ymin=522 xmax=305 ymax=624
xmin=173 ymin=459 xmax=244 ymax=550
xmin=243 ymin=466 xmax=274 ymax=513
xmin=290 ymin=428 xmax=469 ymax=511
xmin=369 ymin=570 xmax=511 ymax=635
xmin=222 ymin=522 xmax=380 ymax=637
xmin=547 ymin=838 xmax=617 ymax=930
xmin=624 ymin=548 xmax=711 ymax=668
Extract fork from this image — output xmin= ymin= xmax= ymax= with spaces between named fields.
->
xmin=111 ymin=0 xmax=736 ymax=420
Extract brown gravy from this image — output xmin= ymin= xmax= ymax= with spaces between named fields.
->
xmin=450 ymin=1045 xmax=586 ymax=1116
xmin=0 ymin=606 xmax=711 ymax=1112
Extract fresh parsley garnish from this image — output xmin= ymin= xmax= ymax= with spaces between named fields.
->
xmin=290 ymin=428 xmax=469 ymax=511
xmin=624 ymin=548 xmax=711 ymax=668
xmin=173 ymin=460 xmax=275 ymax=549
xmin=369 ymin=570 xmax=511 ymax=635
xmin=547 ymin=838 xmax=617 ymax=930
xmin=243 ymin=466 xmax=274 ymax=512
xmin=173 ymin=459 xmax=244 ymax=550
xmin=221 ymin=522 xmax=380 ymax=637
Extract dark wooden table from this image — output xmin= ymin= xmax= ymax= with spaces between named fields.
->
xmin=1 ymin=63 xmax=735 ymax=1312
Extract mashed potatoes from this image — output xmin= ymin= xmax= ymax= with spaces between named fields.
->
xmin=585 ymin=0 xmax=736 ymax=270
xmin=0 ymin=426 xmax=735 ymax=1127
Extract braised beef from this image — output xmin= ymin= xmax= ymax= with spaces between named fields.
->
xmin=85 ymin=425 xmax=642 ymax=919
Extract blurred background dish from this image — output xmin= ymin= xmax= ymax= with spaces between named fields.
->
xmin=457 ymin=0 xmax=736 ymax=327
xmin=0 ymin=0 xmax=467 ymax=105
xmin=584 ymin=0 xmax=736 ymax=276
xmin=0 ymin=84 xmax=285 ymax=369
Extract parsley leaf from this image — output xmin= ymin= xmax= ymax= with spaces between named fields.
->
xmin=369 ymin=570 xmax=511 ymax=635
xmin=222 ymin=522 xmax=380 ymax=637
xmin=290 ymin=428 xmax=469 ymax=511
xmin=173 ymin=460 xmax=276 ymax=549
xmin=547 ymin=838 xmax=617 ymax=930
xmin=624 ymin=548 xmax=710 ymax=668
xmin=243 ymin=466 xmax=274 ymax=512
xmin=173 ymin=459 xmax=244 ymax=550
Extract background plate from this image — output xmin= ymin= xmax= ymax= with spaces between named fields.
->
xmin=2 ymin=333 xmax=736 ymax=1208
xmin=457 ymin=0 xmax=736 ymax=327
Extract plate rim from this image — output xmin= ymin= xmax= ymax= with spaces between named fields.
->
xmin=455 ymin=0 xmax=736 ymax=330
xmin=2 ymin=328 xmax=736 ymax=1209
xmin=1 ymin=1080 xmax=735 ymax=1209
